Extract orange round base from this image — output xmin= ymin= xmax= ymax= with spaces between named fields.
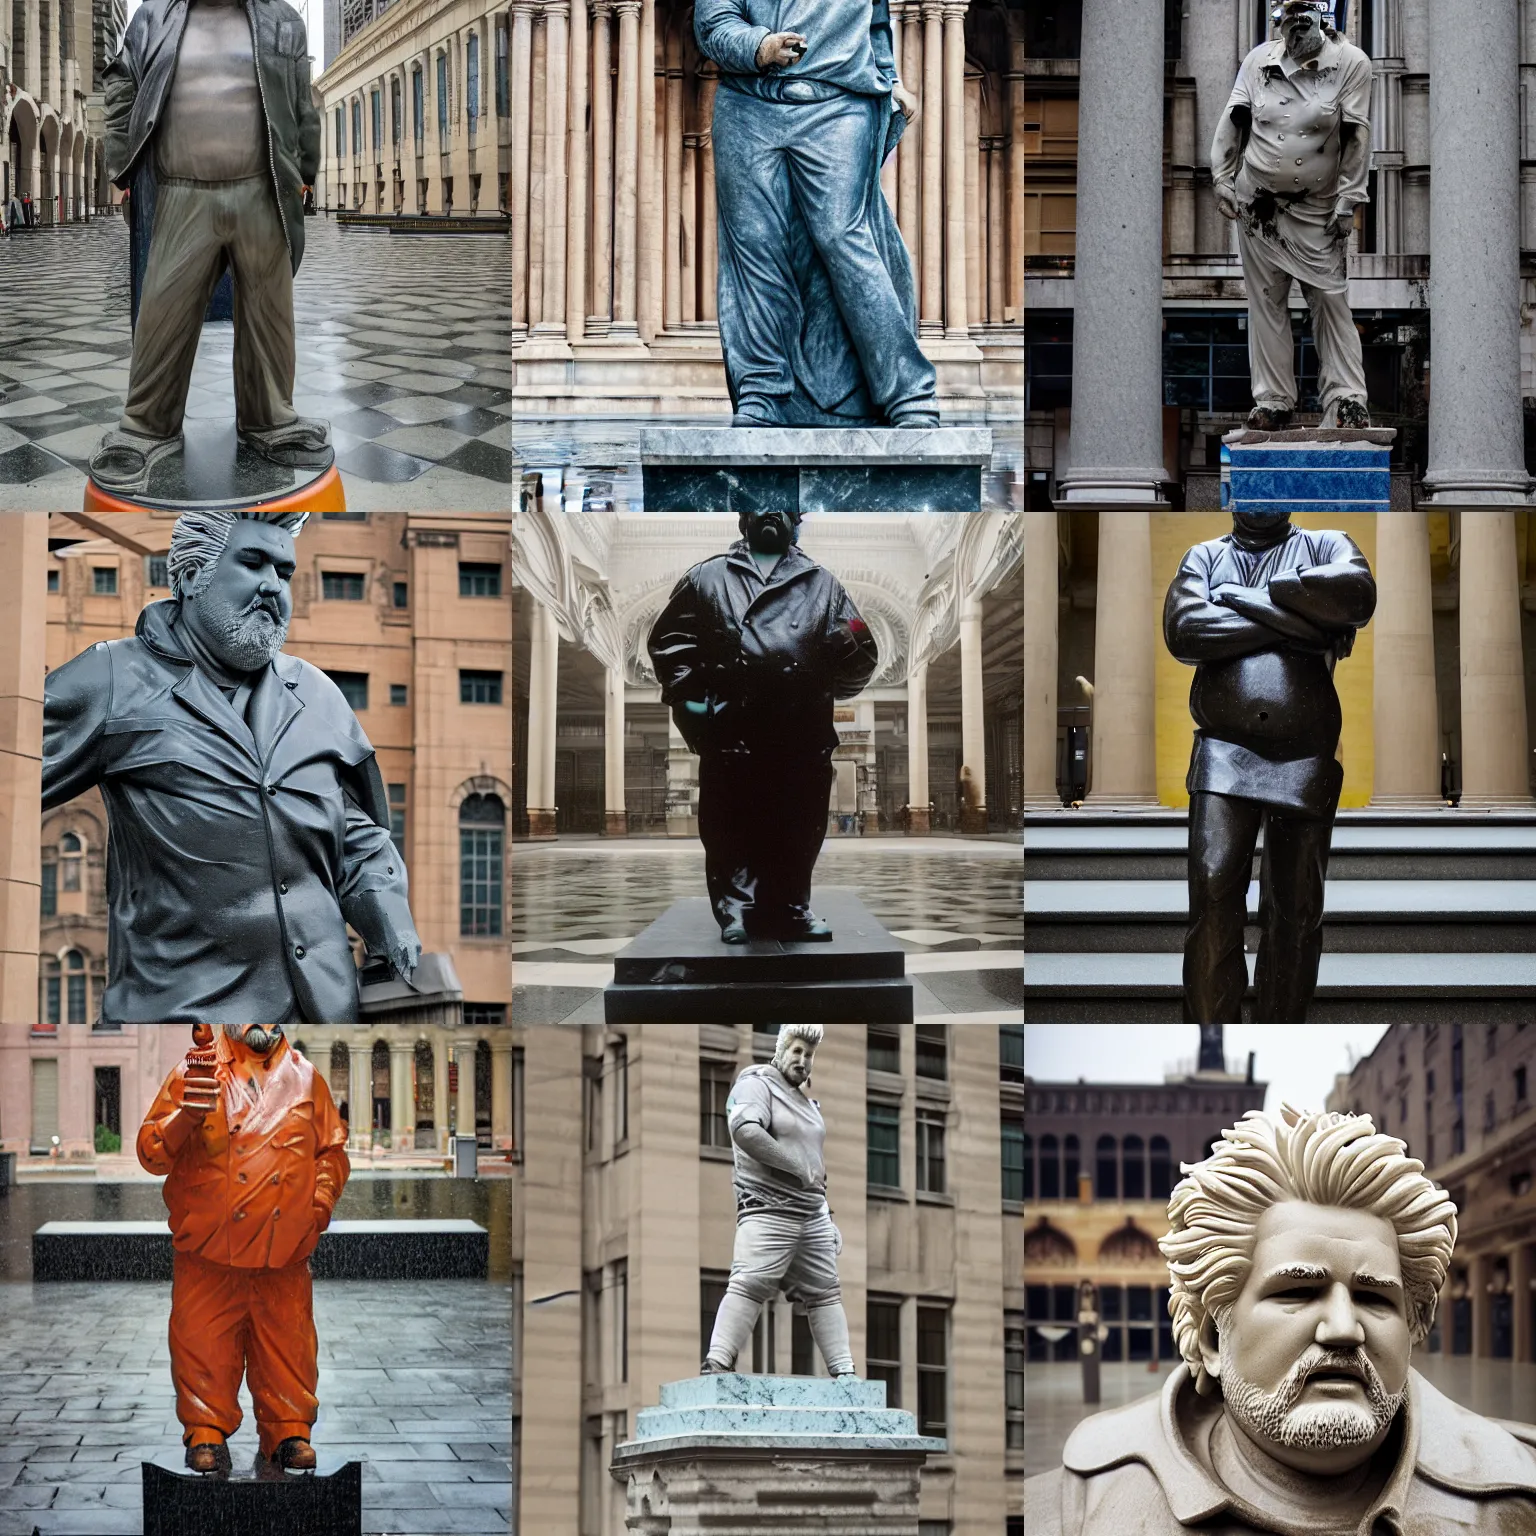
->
xmin=82 ymin=463 xmax=346 ymax=514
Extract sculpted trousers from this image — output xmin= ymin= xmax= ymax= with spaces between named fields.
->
xmin=1183 ymin=791 xmax=1332 ymax=1024
xmin=169 ymin=1249 xmax=318 ymax=1457
xmin=121 ymin=175 xmax=298 ymax=440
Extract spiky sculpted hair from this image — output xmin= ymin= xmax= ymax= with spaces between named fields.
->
xmin=1159 ymin=1105 xmax=1457 ymax=1396
xmin=775 ymin=1024 xmax=824 ymax=1054
xmin=168 ymin=513 xmax=309 ymax=600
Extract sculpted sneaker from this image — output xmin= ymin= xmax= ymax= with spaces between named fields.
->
xmin=1245 ymin=405 xmax=1294 ymax=431
xmin=89 ymin=428 xmax=183 ymax=495
xmin=276 ymin=1436 xmax=317 ymax=1471
xmin=239 ymin=417 xmax=333 ymax=468
xmin=700 ymin=1358 xmax=731 ymax=1374
xmin=1334 ymin=397 xmax=1371 ymax=429
xmin=185 ymin=1432 xmax=229 ymax=1474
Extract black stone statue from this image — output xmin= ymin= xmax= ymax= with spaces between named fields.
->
xmin=648 ymin=509 xmax=879 ymax=942
xmin=1163 ymin=509 xmax=1375 ymax=1023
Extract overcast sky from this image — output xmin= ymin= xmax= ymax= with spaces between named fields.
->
xmin=1024 ymin=1025 xmax=1392 ymax=1118
xmin=124 ymin=0 xmax=325 ymax=71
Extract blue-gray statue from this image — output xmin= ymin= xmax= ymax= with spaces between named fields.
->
xmin=89 ymin=0 xmax=330 ymax=495
xmin=42 ymin=512 xmax=421 ymax=1025
xmin=694 ymin=0 xmax=940 ymax=428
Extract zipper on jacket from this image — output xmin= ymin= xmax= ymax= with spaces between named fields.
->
xmin=245 ymin=0 xmax=292 ymax=265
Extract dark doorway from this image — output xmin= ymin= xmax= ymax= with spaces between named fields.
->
xmin=94 ymin=1067 xmax=120 ymax=1138
xmin=555 ymin=749 xmax=604 ymax=832
xmin=1492 ymin=1294 xmax=1514 ymax=1360
xmin=372 ymin=1040 xmax=391 ymax=1135
xmin=1452 ymin=1296 xmax=1473 ymax=1355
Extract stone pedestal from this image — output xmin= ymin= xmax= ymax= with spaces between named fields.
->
xmin=1221 ymin=427 xmax=1394 ymax=513
xmin=906 ymin=806 xmax=930 ymax=835
xmin=142 ymin=1449 xmax=361 ymax=1536
xmin=606 ymin=809 xmax=630 ymax=837
xmin=611 ymin=1375 xmax=943 ymax=1536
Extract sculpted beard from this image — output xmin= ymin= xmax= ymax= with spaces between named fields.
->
xmin=194 ymin=583 xmax=289 ymax=671
xmin=1218 ymin=1328 xmax=1406 ymax=1454
xmin=225 ymin=1022 xmax=283 ymax=1054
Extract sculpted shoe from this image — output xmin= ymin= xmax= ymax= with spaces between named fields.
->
xmin=185 ymin=1434 xmax=229 ymax=1474
xmin=239 ymin=417 xmax=333 ymax=468
xmin=1244 ymin=405 xmax=1293 ymax=431
xmin=731 ymin=395 xmax=783 ymax=427
xmin=1334 ymin=397 xmax=1371 ymax=429
xmin=700 ymin=1358 xmax=732 ymax=1374
xmin=89 ymin=428 xmax=183 ymax=495
xmin=889 ymin=407 xmax=941 ymax=428
xmin=764 ymin=910 xmax=833 ymax=942
xmin=720 ymin=920 xmax=749 ymax=944
xmin=276 ymin=1437 xmax=317 ymax=1471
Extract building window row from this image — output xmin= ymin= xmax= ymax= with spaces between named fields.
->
xmin=314 ymin=668 xmax=504 ymax=711
xmin=1024 ymin=1283 xmax=1175 ymax=1365
xmin=1020 ymin=1132 xmax=1174 ymax=1201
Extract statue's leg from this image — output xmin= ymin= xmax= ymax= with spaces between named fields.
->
xmin=698 ymin=750 xmax=756 ymax=935
xmin=1183 ymin=792 xmax=1262 ymax=1023
xmin=245 ymin=1255 xmax=320 ymax=1459
xmin=782 ymin=1209 xmax=854 ymax=1376
xmin=1300 ymin=280 xmax=1370 ymax=423
xmin=226 ymin=176 xmax=299 ymax=435
xmin=755 ymin=754 xmax=832 ymax=932
xmin=1236 ymin=222 xmax=1299 ymax=415
xmin=705 ymin=1211 xmax=795 ymax=1369
xmin=1252 ymin=807 xmax=1331 ymax=1022
xmin=119 ymin=181 xmax=226 ymax=440
xmin=167 ymin=1249 xmax=247 ymax=1449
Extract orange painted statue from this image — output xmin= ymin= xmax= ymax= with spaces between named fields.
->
xmin=138 ymin=1022 xmax=349 ymax=1474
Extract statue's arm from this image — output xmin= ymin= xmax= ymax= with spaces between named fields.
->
xmin=870 ymin=0 xmax=897 ymax=84
xmin=827 ymin=581 xmax=879 ymax=700
xmin=42 ymin=644 xmax=114 ymax=811
xmin=102 ymin=11 xmax=144 ymax=189
xmin=1267 ymin=536 xmax=1377 ymax=630
xmin=1163 ymin=553 xmax=1290 ymax=664
xmin=295 ymin=44 xmax=322 ymax=188
xmin=1211 ymin=55 xmax=1253 ymax=212
xmin=1211 ymin=585 xmax=1336 ymax=648
xmin=1334 ymin=56 xmax=1373 ymax=217
xmin=136 ymin=1067 xmax=197 ymax=1175
xmin=338 ymin=767 xmax=421 ymax=980
xmin=309 ymin=1071 xmax=350 ymax=1227
xmin=649 ymin=572 xmax=711 ymax=710
xmin=693 ymin=0 xmax=771 ymax=75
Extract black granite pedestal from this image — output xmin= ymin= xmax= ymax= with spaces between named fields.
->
xmin=605 ymin=886 xmax=913 ymax=1022
xmin=143 ymin=1449 xmax=361 ymax=1536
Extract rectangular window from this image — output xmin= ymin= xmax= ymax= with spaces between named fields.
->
xmin=371 ymin=88 xmax=382 ymax=155
xmin=40 ymin=863 xmax=56 ymax=918
xmin=352 ymin=99 xmax=362 ymax=158
xmin=335 ymin=105 xmax=345 ymax=158
xmin=460 ymin=826 xmax=504 ymax=936
xmin=67 ymin=971 xmax=86 ymax=1025
xmin=146 ymin=555 xmax=168 ymax=588
xmin=915 ymin=1024 xmax=947 ymax=1080
xmin=495 ymin=17 xmax=509 ymax=117
xmin=93 ymin=567 xmax=117 ymax=595
xmin=460 ymin=669 xmax=504 ymax=705
xmin=916 ymin=1305 xmax=948 ymax=1441
xmin=700 ymin=1270 xmax=729 ymax=1361
xmin=614 ymin=1258 xmax=628 ymax=1384
xmin=390 ymin=582 xmax=408 ymax=611
xmin=792 ymin=1311 xmax=814 ymax=1376
xmin=1001 ymin=1022 xmax=1024 ymax=1083
xmin=467 ymin=32 xmax=480 ymax=126
xmin=1518 ymin=1067 xmax=1528 ymax=1104
xmin=1002 ymin=1113 xmax=1025 ymax=1202
xmin=1486 ymin=1093 xmax=1497 ymax=1134
xmin=868 ymin=1100 xmax=901 ymax=1189
xmin=437 ymin=52 xmax=449 ymax=141
xmin=867 ymin=1297 xmax=902 ymax=1409
xmin=390 ymin=684 xmax=408 ymax=707
xmin=583 ymin=1056 xmax=602 ymax=1153
xmin=700 ymin=1060 xmax=733 ymax=1148
xmin=413 ymin=68 xmax=424 ymax=144
xmin=46 ymin=976 xmax=60 ymax=1026
xmin=464 ymin=1005 xmax=507 ymax=1026
xmin=325 ymin=671 xmax=369 ymax=711
xmin=1005 ymin=1312 xmax=1025 ymax=1449
xmin=459 ymin=562 xmax=503 ymax=597
xmin=613 ymin=1040 xmax=629 ymax=1147
xmin=867 ymin=1025 xmax=900 ymax=1075
xmin=47 ymin=570 xmax=59 ymax=593
xmin=916 ymin=1108 xmax=946 ymax=1195
xmin=322 ymin=571 xmax=366 ymax=601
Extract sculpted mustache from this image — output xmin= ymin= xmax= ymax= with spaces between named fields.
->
xmin=1279 ymin=1349 xmax=1384 ymax=1406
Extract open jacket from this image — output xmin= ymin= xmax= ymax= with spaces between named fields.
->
xmin=1025 ymin=1364 xmax=1536 ymax=1535
xmin=138 ymin=1032 xmax=348 ymax=1269
xmin=648 ymin=540 xmax=879 ymax=758
xmin=102 ymin=0 xmax=320 ymax=275
xmin=43 ymin=600 xmax=413 ymax=1026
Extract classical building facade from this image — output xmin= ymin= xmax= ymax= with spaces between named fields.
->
xmin=0 ymin=512 xmax=513 ymax=1161
xmin=508 ymin=0 xmax=1023 ymax=414
xmin=315 ymin=0 xmax=512 ymax=217
xmin=1329 ymin=1023 xmax=1536 ymax=1365
xmin=513 ymin=1021 xmax=1024 ymax=1534
xmin=508 ymin=503 xmax=1024 ymax=836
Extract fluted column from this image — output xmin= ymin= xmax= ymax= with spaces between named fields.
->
xmin=491 ymin=1041 xmax=515 ymax=1151
xmin=963 ymin=64 xmax=980 ymax=330
xmin=897 ymin=2 xmax=920 ymax=257
xmin=565 ymin=0 xmax=587 ymax=342
xmin=534 ymin=1 xmax=570 ymax=337
xmin=1085 ymin=512 xmax=1158 ymax=805
xmin=681 ymin=131 xmax=699 ymax=323
xmin=527 ymin=15 xmax=549 ymax=323
xmin=1023 ymin=511 xmax=1060 ymax=808
xmin=605 ymin=663 xmax=627 ymax=836
xmin=986 ymin=136 xmax=1005 ymax=323
xmin=349 ymin=1039 xmax=373 ymax=1153
xmin=510 ymin=0 xmax=536 ymax=334
xmin=1458 ymin=512 xmax=1534 ymax=806
xmin=1370 ymin=511 xmax=1442 ymax=806
xmin=454 ymin=1037 xmax=479 ymax=1145
xmin=919 ymin=0 xmax=943 ymax=335
xmin=390 ymin=1040 xmax=416 ymax=1152
xmin=612 ymin=0 xmax=641 ymax=334
xmin=941 ymin=3 xmax=968 ymax=337
xmin=637 ymin=0 xmax=659 ymax=340
xmin=590 ymin=1 xmax=615 ymax=329
xmin=698 ymin=62 xmax=720 ymax=323
xmin=906 ymin=661 xmax=931 ymax=833
xmin=663 ymin=57 xmax=684 ymax=329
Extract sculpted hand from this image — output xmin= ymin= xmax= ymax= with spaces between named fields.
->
xmin=389 ymin=934 xmax=422 ymax=981
xmin=1327 ymin=207 xmax=1355 ymax=242
xmin=892 ymin=83 xmax=919 ymax=125
xmin=756 ymin=31 xmax=806 ymax=69
xmin=1215 ymin=187 xmax=1240 ymax=222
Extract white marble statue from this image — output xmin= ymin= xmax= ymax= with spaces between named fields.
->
xmin=1212 ymin=1 xmax=1374 ymax=430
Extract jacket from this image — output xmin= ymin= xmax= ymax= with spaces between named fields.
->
xmin=102 ymin=0 xmax=320 ymax=275
xmin=43 ymin=600 xmax=414 ymax=1026
xmin=1025 ymin=1364 xmax=1536 ymax=1536
xmin=1163 ymin=524 xmax=1376 ymax=816
xmin=648 ymin=539 xmax=879 ymax=758
xmin=138 ymin=1031 xmax=349 ymax=1269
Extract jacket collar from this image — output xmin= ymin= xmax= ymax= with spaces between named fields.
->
xmin=724 ymin=538 xmax=816 ymax=592
xmin=1263 ymin=32 xmax=1344 ymax=79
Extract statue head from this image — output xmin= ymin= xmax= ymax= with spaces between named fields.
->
xmin=1230 ymin=507 xmax=1293 ymax=548
xmin=169 ymin=513 xmax=307 ymax=673
xmin=739 ymin=507 xmax=802 ymax=558
xmin=222 ymin=1022 xmax=284 ymax=1055
xmin=1161 ymin=1105 xmax=1457 ymax=1475
xmin=772 ymin=1023 xmax=823 ymax=1088
xmin=1275 ymin=1 xmax=1327 ymax=61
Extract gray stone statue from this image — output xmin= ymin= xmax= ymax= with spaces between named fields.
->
xmin=90 ymin=0 xmax=330 ymax=495
xmin=42 ymin=512 xmax=421 ymax=1025
xmin=1212 ymin=0 xmax=1373 ymax=430
xmin=694 ymin=0 xmax=939 ymax=428
xmin=701 ymin=1025 xmax=855 ymax=1378
xmin=1026 ymin=1105 xmax=1536 ymax=1534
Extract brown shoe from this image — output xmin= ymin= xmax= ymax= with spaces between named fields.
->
xmin=1245 ymin=405 xmax=1294 ymax=431
xmin=185 ymin=1435 xmax=228 ymax=1474
xmin=276 ymin=1437 xmax=317 ymax=1471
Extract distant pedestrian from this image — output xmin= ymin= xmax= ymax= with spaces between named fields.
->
xmin=21 ymin=193 xmax=33 ymax=228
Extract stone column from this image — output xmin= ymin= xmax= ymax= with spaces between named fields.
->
xmin=612 ymin=0 xmax=641 ymax=334
xmin=491 ymin=1040 xmax=515 ymax=1151
xmin=349 ymin=1038 xmax=374 ymax=1154
xmin=527 ymin=597 xmax=560 ymax=837
xmin=919 ymin=0 xmax=944 ymax=336
xmin=455 ymin=1037 xmax=479 ymax=1144
xmin=565 ymin=0 xmax=588 ymax=343
xmin=510 ymin=0 xmax=537 ymax=335
xmin=940 ymin=2 xmax=968 ymax=336
xmin=1422 ymin=0 xmax=1531 ymax=507
xmin=389 ymin=1040 xmax=416 ymax=1152
xmin=987 ymin=136 xmax=1005 ymax=323
xmin=663 ymin=56 xmax=684 ymax=329
xmin=1055 ymin=0 xmax=1169 ymax=502
xmin=698 ymin=63 xmax=720 ymax=324
xmin=590 ymin=0 xmax=615 ymax=327
xmin=896 ymin=2 xmax=920 ymax=258
xmin=1023 ymin=511 xmax=1060 ymax=808
xmin=637 ymin=0 xmax=659 ymax=340
xmin=958 ymin=594 xmax=987 ymax=830
xmin=963 ymin=62 xmax=981 ymax=331
xmin=1472 ymin=1252 xmax=1493 ymax=1359
xmin=906 ymin=660 xmax=930 ymax=833
xmin=1514 ymin=1244 xmax=1535 ymax=1364
xmin=1085 ymin=512 xmax=1158 ymax=805
xmin=1370 ymin=510 xmax=1441 ymax=806
xmin=527 ymin=16 xmax=549 ymax=323
xmin=681 ymin=131 xmax=699 ymax=322
xmin=433 ymin=1033 xmax=451 ymax=1149
xmin=1458 ymin=512 xmax=1534 ymax=806
xmin=534 ymin=0 xmax=570 ymax=340
xmin=604 ymin=662 xmax=627 ymax=836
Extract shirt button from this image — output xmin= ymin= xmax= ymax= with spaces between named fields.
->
xmin=238 ymin=1172 xmax=247 ymax=1182
xmin=1295 ymin=158 xmax=1304 ymax=165
xmin=273 ymin=1210 xmax=281 ymax=1220
xmin=279 ymin=882 xmax=288 ymax=894
xmin=294 ymin=945 xmax=306 ymax=959
xmin=234 ymin=1211 xmax=246 ymax=1221
xmin=266 ymin=785 xmax=277 ymax=796
xmin=387 ymin=866 xmax=395 ymax=875
xmin=271 ymin=1175 xmax=280 ymax=1186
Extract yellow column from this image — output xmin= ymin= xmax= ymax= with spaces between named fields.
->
xmin=663 ymin=51 xmax=684 ymax=330
xmin=1370 ymin=510 xmax=1442 ymax=805
xmin=1085 ymin=511 xmax=1158 ymax=805
xmin=1023 ymin=511 xmax=1060 ymax=807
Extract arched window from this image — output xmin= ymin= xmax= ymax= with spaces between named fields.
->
xmin=1063 ymin=1134 xmax=1080 ymax=1197
xmin=1096 ymin=1134 xmax=1118 ymax=1200
xmin=65 ymin=950 xmax=86 ymax=1024
xmin=1022 ymin=1133 xmax=1034 ymax=1200
xmin=460 ymin=793 xmax=505 ymax=936
xmin=1122 ymin=1134 xmax=1146 ymax=1199
xmin=1039 ymin=1134 xmax=1060 ymax=1200
xmin=60 ymin=831 xmax=82 ymax=891
xmin=414 ymin=1039 xmax=435 ymax=1146
xmin=1150 ymin=1136 xmax=1172 ymax=1199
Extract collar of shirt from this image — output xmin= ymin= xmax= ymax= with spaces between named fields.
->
xmin=1265 ymin=32 xmax=1344 ymax=80
xmin=724 ymin=538 xmax=814 ymax=590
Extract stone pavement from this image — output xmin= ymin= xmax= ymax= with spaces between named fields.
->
xmin=0 ymin=1279 xmax=512 ymax=1536
xmin=0 ymin=219 xmax=511 ymax=511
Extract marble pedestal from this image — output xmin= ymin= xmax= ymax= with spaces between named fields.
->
xmin=1222 ymin=426 xmax=1396 ymax=514
xmin=142 ymin=1449 xmax=361 ymax=1536
xmin=611 ymin=1374 xmax=945 ymax=1536
xmin=640 ymin=427 xmax=993 ymax=513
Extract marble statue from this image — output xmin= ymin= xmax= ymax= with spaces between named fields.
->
xmin=1164 ymin=507 xmax=1374 ymax=1022
xmin=1026 ymin=1104 xmax=1536 ymax=1534
xmin=1212 ymin=0 xmax=1374 ymax=430
xmin=42 ymin=512 xmax=421 ymax=1024
xmin=648 ymin=507 xmax=878 ymax=941
xmin=693 ymin=0 xmax=940 ymax=427
xmin=90 ymin=0 xmax=330 ymax=495
xmin=701 ymin=1025 xmax=855 ymax=1377
xmin=139 ymin=1021 xmax=349 ymax=1472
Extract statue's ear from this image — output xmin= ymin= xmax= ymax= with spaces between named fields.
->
xmin=1198 ymin=1312 xmax=1222 ymax=1384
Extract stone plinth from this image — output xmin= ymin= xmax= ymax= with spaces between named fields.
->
xmin=611 ymin=1375 xmax=944 ymax=1536
xmin=1222 ymin=427 xmax=1396 ymax=515
xmin=604 ymin=887 xmax=913 ymax=1023
xmin=143 ymin=1449 xmax=361 ymax=1536
xmin=640 ymin=427 xmax=992 ymax=513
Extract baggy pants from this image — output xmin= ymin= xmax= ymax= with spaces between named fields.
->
xmin=1183 ymin=791 xmax=1333 ymax=1024
xmin=697 ymin=750 xmax=833 ymax=933
xmin=121 ymin=175 xmax=299 ymax=440
xmin=169 ymin=1249 xmax=318 ymax=1457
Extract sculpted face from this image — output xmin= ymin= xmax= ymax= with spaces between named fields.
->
xmin=183 ymin=519 xmax=296 ymax=673
xmin=223 ymin=1022 xmax=284 ymax=1055
xmin=775 ymin=1036 xmax=816 ymax=1087
xmin=1204 ymin=1202 xmax=1411 ymax=1475
xmin=741 ymin=508 xmax=798 ymax=557
xmin=1279 ymin=5 xmax=1325 ymax=61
